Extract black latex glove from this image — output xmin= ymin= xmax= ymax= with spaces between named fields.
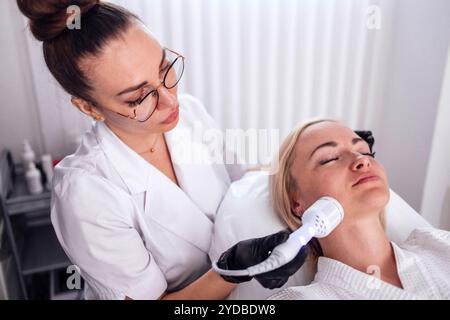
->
xmin=216 ymin=230 xmax=308 ymax=289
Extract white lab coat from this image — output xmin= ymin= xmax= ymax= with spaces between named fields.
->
xmin=51 ymin=94 xmax=244 ymax=300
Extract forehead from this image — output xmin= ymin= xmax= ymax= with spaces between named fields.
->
xmin=85 ymin=22 xmax=163 ymax=94
xmin=295 ymin=122 xmax=361 ymax=157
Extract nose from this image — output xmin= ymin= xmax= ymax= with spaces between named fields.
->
xmin=351 ymin=154 xmax=371 ymax=171
xmin=157 ymin=86 xmax=178 ymax=110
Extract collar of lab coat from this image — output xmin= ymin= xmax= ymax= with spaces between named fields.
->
xmin=94 ymin=121 xmax=151 ymax=195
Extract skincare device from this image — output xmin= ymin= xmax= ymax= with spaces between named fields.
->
xmin=212 ymin=196 xmax=344 ymax=276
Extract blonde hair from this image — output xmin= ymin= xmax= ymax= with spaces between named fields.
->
xmin=270 ymin=119 xmax=332 ymax=265
xmin=270 ymin=119 xmax=386 ymax=266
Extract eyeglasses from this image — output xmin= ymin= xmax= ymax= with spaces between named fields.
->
xmin=116 ymin=48 xmax=185 ymax=122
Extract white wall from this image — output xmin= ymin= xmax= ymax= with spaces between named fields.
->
xmin=374 ymin=0 xmax=450 ymax=211
xmin=0 ymin=0 xmax=44 ymax=161
xmin=421 ymin=48 xmax=450 ymax=229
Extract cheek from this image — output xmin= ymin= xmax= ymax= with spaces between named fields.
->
xmin=300 ymin=167 xmax=348 ymax=207
xmin=100 ymin=106 xmax=131 ymax=124
xmin=375 ymin=161 xmax=389 ymax=184
xmin=368 ymin=161 xmax=390 ymax=202
xmin=316 ymin=165 xmax=345 ymax=190
xmin=318 ymin=170 xmax=351 ymax=204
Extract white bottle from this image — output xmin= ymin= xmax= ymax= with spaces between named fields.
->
xmin=25 ymin=162 xmax=43 ymax=195
xmin=22 ymin=140 xmax=35 ymax=170
xmin=41 ymin=154 xmax=54 ymax=189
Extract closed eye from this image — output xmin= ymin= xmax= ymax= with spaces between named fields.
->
xmin=127 ymin=98 xmax=141 ymax=107
xmin=320 ymin=157 xmax=339 ymax=165
xmin=362 ymin=152 xmax=376 ymax=158
xmin=319 ymin=152 xmax=375 ymax=165
xmin=125 ymin=86 xmax=153 ymax=107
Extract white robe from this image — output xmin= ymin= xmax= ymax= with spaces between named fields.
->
xmin=269 ymin=228 xmax=450 ymax=300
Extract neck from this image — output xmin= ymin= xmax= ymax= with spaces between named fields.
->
xmin=104 ymin=121 xmax=162 ymax=154
xmin=318 ymin=213 xmax=401 ymax=286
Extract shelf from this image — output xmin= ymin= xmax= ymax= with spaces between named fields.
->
xmin=21 ymin=224 xmax=70 ymax=276
xmin=5 ymin=174 xmax=51 ymax=216
xmin=7 ymin=198 xmax=51 ymax=216
xmin=1 ymin=158 xmax=75 ymax=299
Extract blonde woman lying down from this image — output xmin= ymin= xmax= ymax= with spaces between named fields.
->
xmin=268 ymin=120 xmax=450 ymax=300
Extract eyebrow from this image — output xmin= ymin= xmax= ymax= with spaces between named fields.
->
xmin=309 ymin=137 xmax=364 ymax=159
xmin=115 ymin=48 xmax=166 ymax=96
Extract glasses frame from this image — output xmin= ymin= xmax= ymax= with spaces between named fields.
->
xmin=116 ymin=47 xmax=185 ymax=123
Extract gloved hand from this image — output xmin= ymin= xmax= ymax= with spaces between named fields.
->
xmin=216 ymin=230 xmax=308 ymax=289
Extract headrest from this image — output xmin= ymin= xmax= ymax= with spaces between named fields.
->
xmin=209 ymin=171 xmax=431 ymax=300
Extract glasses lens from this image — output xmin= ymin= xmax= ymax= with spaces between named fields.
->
xmin=135 ymin=90 xmax=158 ymax=122
xmin=164 ymin=56 xmax=184 ymax=89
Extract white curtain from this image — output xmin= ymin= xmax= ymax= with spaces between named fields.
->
xmin=23 ymin=0 xmax=395 ymax=159
xmin=421 ymin=47 xmax=450 ymax=229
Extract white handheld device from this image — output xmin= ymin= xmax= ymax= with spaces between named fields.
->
xmin=212 ymin=196 xmax=344 ymax=277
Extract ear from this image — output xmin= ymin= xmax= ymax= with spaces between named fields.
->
xmin=290 ymin=190 xmax=304 ymax=217
xmin=71 ymin=97 xmax=104 ymax=121
xmin=291 ymin=200 xmax=303 ymax=217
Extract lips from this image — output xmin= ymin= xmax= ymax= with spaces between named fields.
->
xmin=162 ymin=106 xmax=179 ymax=124
xmin=352 ymin=174 xmax=380 ymax=187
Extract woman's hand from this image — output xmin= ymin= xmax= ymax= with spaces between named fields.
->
xmin=216 ymin=230 xmax=308 ymax=289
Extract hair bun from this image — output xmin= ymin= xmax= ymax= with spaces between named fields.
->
xmin=17 ymin=0 xmax=100 ymax=42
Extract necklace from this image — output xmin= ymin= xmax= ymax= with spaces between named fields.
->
xmin=139 ymin=134 xmax=160 ymax=154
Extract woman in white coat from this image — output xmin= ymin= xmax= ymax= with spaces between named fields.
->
xmin=17 ymin=0 xmax=306 ymax=299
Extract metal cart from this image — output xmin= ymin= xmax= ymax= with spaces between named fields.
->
xmin=0 ymin=149 xmax=80 ymax=299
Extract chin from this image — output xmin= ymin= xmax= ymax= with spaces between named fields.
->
xmin=161 ymin=117 xmax=180 ymax=132
xmin=357 ymin=187 xmax=390 ymax=212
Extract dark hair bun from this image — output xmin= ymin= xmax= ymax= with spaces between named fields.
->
xmin=17 ymin=0 xmax=100 ymax=42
